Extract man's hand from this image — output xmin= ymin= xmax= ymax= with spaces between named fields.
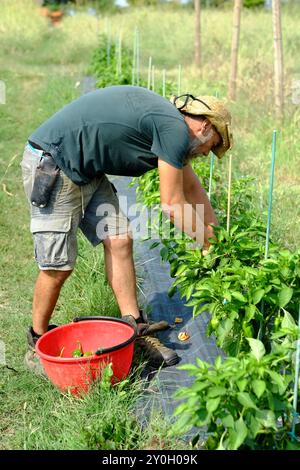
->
xmin=123 ymin=314 xmax=170 ymax=336
xmin=183 ymin=164 xmax=218 ymax=225
xmin=158 ymin=159 xmax=205 ymax=245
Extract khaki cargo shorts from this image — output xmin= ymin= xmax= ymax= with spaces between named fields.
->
xmin=21 ymin=143 xmax=130 ymax=271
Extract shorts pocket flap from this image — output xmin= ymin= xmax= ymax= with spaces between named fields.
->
xmin=30 ymin=216 xmax=72 ymax=234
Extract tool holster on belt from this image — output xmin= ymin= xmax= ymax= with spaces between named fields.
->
xmin=30 ymin=152 xmax=60 ymax=208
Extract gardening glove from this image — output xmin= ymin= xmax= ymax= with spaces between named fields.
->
xmin=122 ymin=314 xmax=170 ymax=337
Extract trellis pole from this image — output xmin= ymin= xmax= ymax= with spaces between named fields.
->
xmin=151 ymin=65 xmax=155 ymax=92
xmin=226 ymin=154 xmax=233 ymax=233
xmin=291 ymin=305 xmax=300 ymax=441
xmin=106 ymin=18 xmax=111 ymax=66
xmin=208 ymin=91 xmax=220 ymax=200
xmin=132 ymin=28 xmax=137 ymax=85
xmin=208 ymin=154 xmax=215 ymax=202
xmin=177 ymin=64 xmax=182 ymax=96
xmin=259 ymin=130 xmax=277 ymax=340
xmin=147 ymin=57 xmax=152 ymax=90
xmin=265 ymin=130 xmax=277 ymax=259
xmin=162 ymin=69 xmax=166 ymax=98
xmin=116 ymin=32 xmax=122 ymax=77
xmin=136 ymin=28 xmax=140 ymax=86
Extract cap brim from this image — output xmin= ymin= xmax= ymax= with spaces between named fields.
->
xmin=211 ymin=145 xmax=225 ymax=159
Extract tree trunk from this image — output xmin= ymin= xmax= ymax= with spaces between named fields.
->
xmin=194 ymin=0 xmax=201 ymax=68
xmin=272 ymin=0 xmax=284 ymax=121
xmin=228 ymin=0 xmax=242 ymax=101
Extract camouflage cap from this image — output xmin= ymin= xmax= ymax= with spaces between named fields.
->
xmin=171 ymin=94 xmax=233 ymax=159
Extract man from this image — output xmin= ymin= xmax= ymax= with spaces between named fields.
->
xmin=21 ymin=85 xmax=232 ymax=374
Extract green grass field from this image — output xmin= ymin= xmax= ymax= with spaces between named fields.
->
xmin=0 ymin=0 xmax=299 ymax=450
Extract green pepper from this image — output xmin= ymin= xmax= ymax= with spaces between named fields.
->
xmin=242 ymin=321 xmax=254 ymax=338
xmin=210 ymin=316 xmax=219 ymax=330
xmin=72 ymin=341 xmax=83 ymax=358
xmin=83 ymin=351 xmax=93 ymax=357
xmin=274 ymin=317 xmax=281 ymax=331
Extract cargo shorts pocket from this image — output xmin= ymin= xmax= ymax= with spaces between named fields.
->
xmin=31 ymin=217 xmax=73 ymax=268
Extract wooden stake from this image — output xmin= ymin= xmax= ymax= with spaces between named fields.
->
xmin=208 ymin=154 xmax=215 ymax=201
xmin=147 ymin=56 xmax=152 ymax=90
xmin=132 ymin=29 xmax=137 ymax=85
xmin=272 ymin=0 xmax=284 ymax=121
xmin=136 ymin=28 xmax=140 ymax=86
xmin=106 ymin=19 xmax=111 ymax=67
xmin=162 ymin=69 xmax=166 ymax=98
xmin=152 ymin=65 xmax=155 ymax=92
xmin=118 ymin=33 xmax=122 ymax=76
xmin=265 ymin=130 xmax=277 ymax=259
xmin=228 ymin=0 xmax=242 ymax=101
xmin=177 ymin=64 xmax=182 ymax=96
xmin=194 ymin=0 xmax=201 ymax=68
xmin=226 ymin=154 xmax=233 ymax=233
xmin=116 ymin=33 xmax=122 ymax=77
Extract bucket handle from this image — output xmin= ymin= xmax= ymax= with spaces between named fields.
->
xmin=73 ymin=316 xmax=108 ymax=322
xmin=72 ymin=316 xmax=137 ymax=356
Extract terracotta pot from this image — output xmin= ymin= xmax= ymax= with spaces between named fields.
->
xmin=49 ymin=10 xmax=63 ymax=25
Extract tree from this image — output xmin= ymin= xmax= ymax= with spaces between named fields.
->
xmin=272 ymin=0 xmax=284 ymax=121
xmin=194 ymin=0 xmax=201 ymax=68
xmin=228 ymin=0 xmax=242 ymax=101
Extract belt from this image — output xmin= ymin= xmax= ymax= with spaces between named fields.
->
xmin=27 ymin=141 xmax=53 ymax=158
xmin=28 ymin=140 xmax=44 ymax=151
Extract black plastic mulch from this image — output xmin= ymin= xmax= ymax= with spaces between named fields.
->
xmin=109 ymin=175 xmax=224 ymax=440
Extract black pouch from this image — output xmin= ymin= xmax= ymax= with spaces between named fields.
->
xmin=30 ymin=152 xmax=60 ymax=208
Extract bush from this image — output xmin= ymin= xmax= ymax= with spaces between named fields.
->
xmin=89 ymin=34 xmax=135 ymax=88
xmin=243 ymin=0 xmax=264 ymax=7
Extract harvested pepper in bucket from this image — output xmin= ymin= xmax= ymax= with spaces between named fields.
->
xmin=71 ymin=341 xmax=94 ymax=358
xmin=83 ymin=351 xmax=93 ymax=357
xmin=58 ymin=346 xmax=65 ymax=358
xmin=72 ymin=341 xmax=83 ymax=357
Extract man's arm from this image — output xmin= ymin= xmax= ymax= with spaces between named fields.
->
xmin=158 ymin=159 xmax=209 ymax=247
xmin=182 ymin=163 xmax=218 ymax=241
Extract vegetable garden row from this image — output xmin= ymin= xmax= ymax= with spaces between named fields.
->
xmin=90 ymin=34 xmax=300 ymax=450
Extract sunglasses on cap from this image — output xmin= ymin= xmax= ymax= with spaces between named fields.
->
xmin=173 ymin=94 xmax=212 ymax=111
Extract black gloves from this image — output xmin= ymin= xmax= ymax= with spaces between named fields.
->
xmin=122 ymin=313 xmax=170 ymax=337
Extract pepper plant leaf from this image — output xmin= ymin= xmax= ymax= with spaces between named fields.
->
xmin=237 ymin=392 xmax=258 ymax=410
xmin=278 ymin=286 xmax=293 ymax=308
xmin=247 ymin=338 xmax=266 ymax=361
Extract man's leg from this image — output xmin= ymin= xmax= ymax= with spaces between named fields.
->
xmin=80 ymin=175 xmax=179 ymax=367
xmin=32 ymin=269 xmax=72 ymax=335
xmin=102 ymin=234 xmax=179 ymax=367
xmin=102 ymin=235 xmax=140 ymax=319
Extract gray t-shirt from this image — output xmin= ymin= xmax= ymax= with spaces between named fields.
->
xmin=29 ymin=85 xmax=190 ymax=185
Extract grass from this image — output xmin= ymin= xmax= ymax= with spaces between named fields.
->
xmin=0 ymin=0 xmax=299 ymax=450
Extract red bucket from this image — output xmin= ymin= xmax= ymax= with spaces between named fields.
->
xmin=35 ymin=316 xmax=137 ymax=395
